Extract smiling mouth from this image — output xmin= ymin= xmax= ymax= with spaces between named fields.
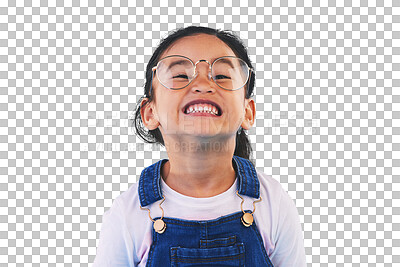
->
xmin=184 ymin=108 xmax=221 ymax=117
xmin=182 ymin=99 xmax=223 ymax=117
xmin=183 ymin=105 xmax=222 ymax=117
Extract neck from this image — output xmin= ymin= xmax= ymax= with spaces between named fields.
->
xmin=161 ymin=137 xmax=237 ymax=198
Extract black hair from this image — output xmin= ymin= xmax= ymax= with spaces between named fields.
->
xmin=133 ymin=26 xmax=255 ymax=164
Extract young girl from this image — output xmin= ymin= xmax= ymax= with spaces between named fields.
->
xmin=93 ymin=26 xmax=306 ymax=266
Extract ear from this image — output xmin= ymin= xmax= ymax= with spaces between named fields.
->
xmin=241 ymin=98 xmax=256 ymax=130
xmin=140 ymin=98 xmax=160 ymax=130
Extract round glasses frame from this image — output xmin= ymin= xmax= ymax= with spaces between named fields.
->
xmin=151 ymin=55 xmax=254 ymax=93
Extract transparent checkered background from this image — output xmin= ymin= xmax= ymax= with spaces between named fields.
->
xmin=1 ymin=0 xmax=399 ymax=266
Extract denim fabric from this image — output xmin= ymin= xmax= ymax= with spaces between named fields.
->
xmin=139 ymin=156 xmax=273 ymax=267
xmin=139 ymin=156 xmax=260 ymax=207
xmin=146 ymin=212 xmax=273 ymax=266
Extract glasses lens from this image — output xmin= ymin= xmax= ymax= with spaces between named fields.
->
xmin=212 ymin=57 xmax=249 ymax=90
xmin=156 ymin=56 xmax=194 ymax=89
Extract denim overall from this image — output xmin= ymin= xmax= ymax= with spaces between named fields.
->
xmin=138 ymin=155 xmax=274 ymax=267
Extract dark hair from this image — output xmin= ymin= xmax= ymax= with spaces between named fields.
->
xmin=133 ymin=26 xmax=255 ymax=163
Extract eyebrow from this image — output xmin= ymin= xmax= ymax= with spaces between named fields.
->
xmin=162 ymin=56 xmax=238 ymax=70
xmin=166 ymin=59 xmax=191 ymax=70
xmin=214 ymin=57 xmax=235 ymax=69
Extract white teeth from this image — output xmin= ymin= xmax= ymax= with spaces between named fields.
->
xmin=185 ymin=104 xmax=219 ymax=115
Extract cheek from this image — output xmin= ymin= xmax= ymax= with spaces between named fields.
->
xmin=232 ymin=100 xmax=247 ymax=124
xmin=154 ymin=89 xmax=182 ymax=119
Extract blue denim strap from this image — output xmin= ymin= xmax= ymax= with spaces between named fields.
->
xmin=138 ymin=156 xmax=259 ymax=207
xmin=138 ymin=158 xmax=168 ymax=207
xmin=232 ymin=155 xmax=260 ymax=199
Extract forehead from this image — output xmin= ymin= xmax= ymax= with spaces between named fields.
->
xmin=160 ymin=34 xmax=237 ymax=62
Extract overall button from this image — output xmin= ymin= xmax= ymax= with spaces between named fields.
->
xmin=241 ymin=212 xmax=254 ymax=227
xmin=154 ymin=219 xmax=166 ymax=234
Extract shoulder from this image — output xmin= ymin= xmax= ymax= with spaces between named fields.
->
xmin=115 ymin=182 xmax=141 ymax=210
xmin=255 ymin=168 xmax=298 ymax=214
xmin=100 ymin=181 xmax=147 ymax=236
xmin=255 ymin=168 xmax=287 ymax=201
xmin=254 ymin=168 xmax=302 ymax=237
xmin=99 ymin=182 xmax=142 ymax=231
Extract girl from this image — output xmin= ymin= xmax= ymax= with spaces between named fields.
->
xmin=93 ymin=26 xmax=306 ymax=266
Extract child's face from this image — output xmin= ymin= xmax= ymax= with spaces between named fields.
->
xmin=141 ymin=33 xmax=255 ymax=143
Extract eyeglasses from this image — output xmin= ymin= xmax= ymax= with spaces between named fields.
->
xmin=151 ymin=55 xmax=253 ymax=92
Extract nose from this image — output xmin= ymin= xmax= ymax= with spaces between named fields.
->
xmin=190 ymin=60 xmax=215 ymax=92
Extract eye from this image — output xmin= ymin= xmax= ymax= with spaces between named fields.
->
xmin=172 ymin=74 xmax=189 ymax=79
xmin=215 ymin=74 xmax=231 ymax=80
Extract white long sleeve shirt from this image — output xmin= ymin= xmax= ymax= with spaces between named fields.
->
xmin=93 ymin=169 xmax=307 ymax=266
